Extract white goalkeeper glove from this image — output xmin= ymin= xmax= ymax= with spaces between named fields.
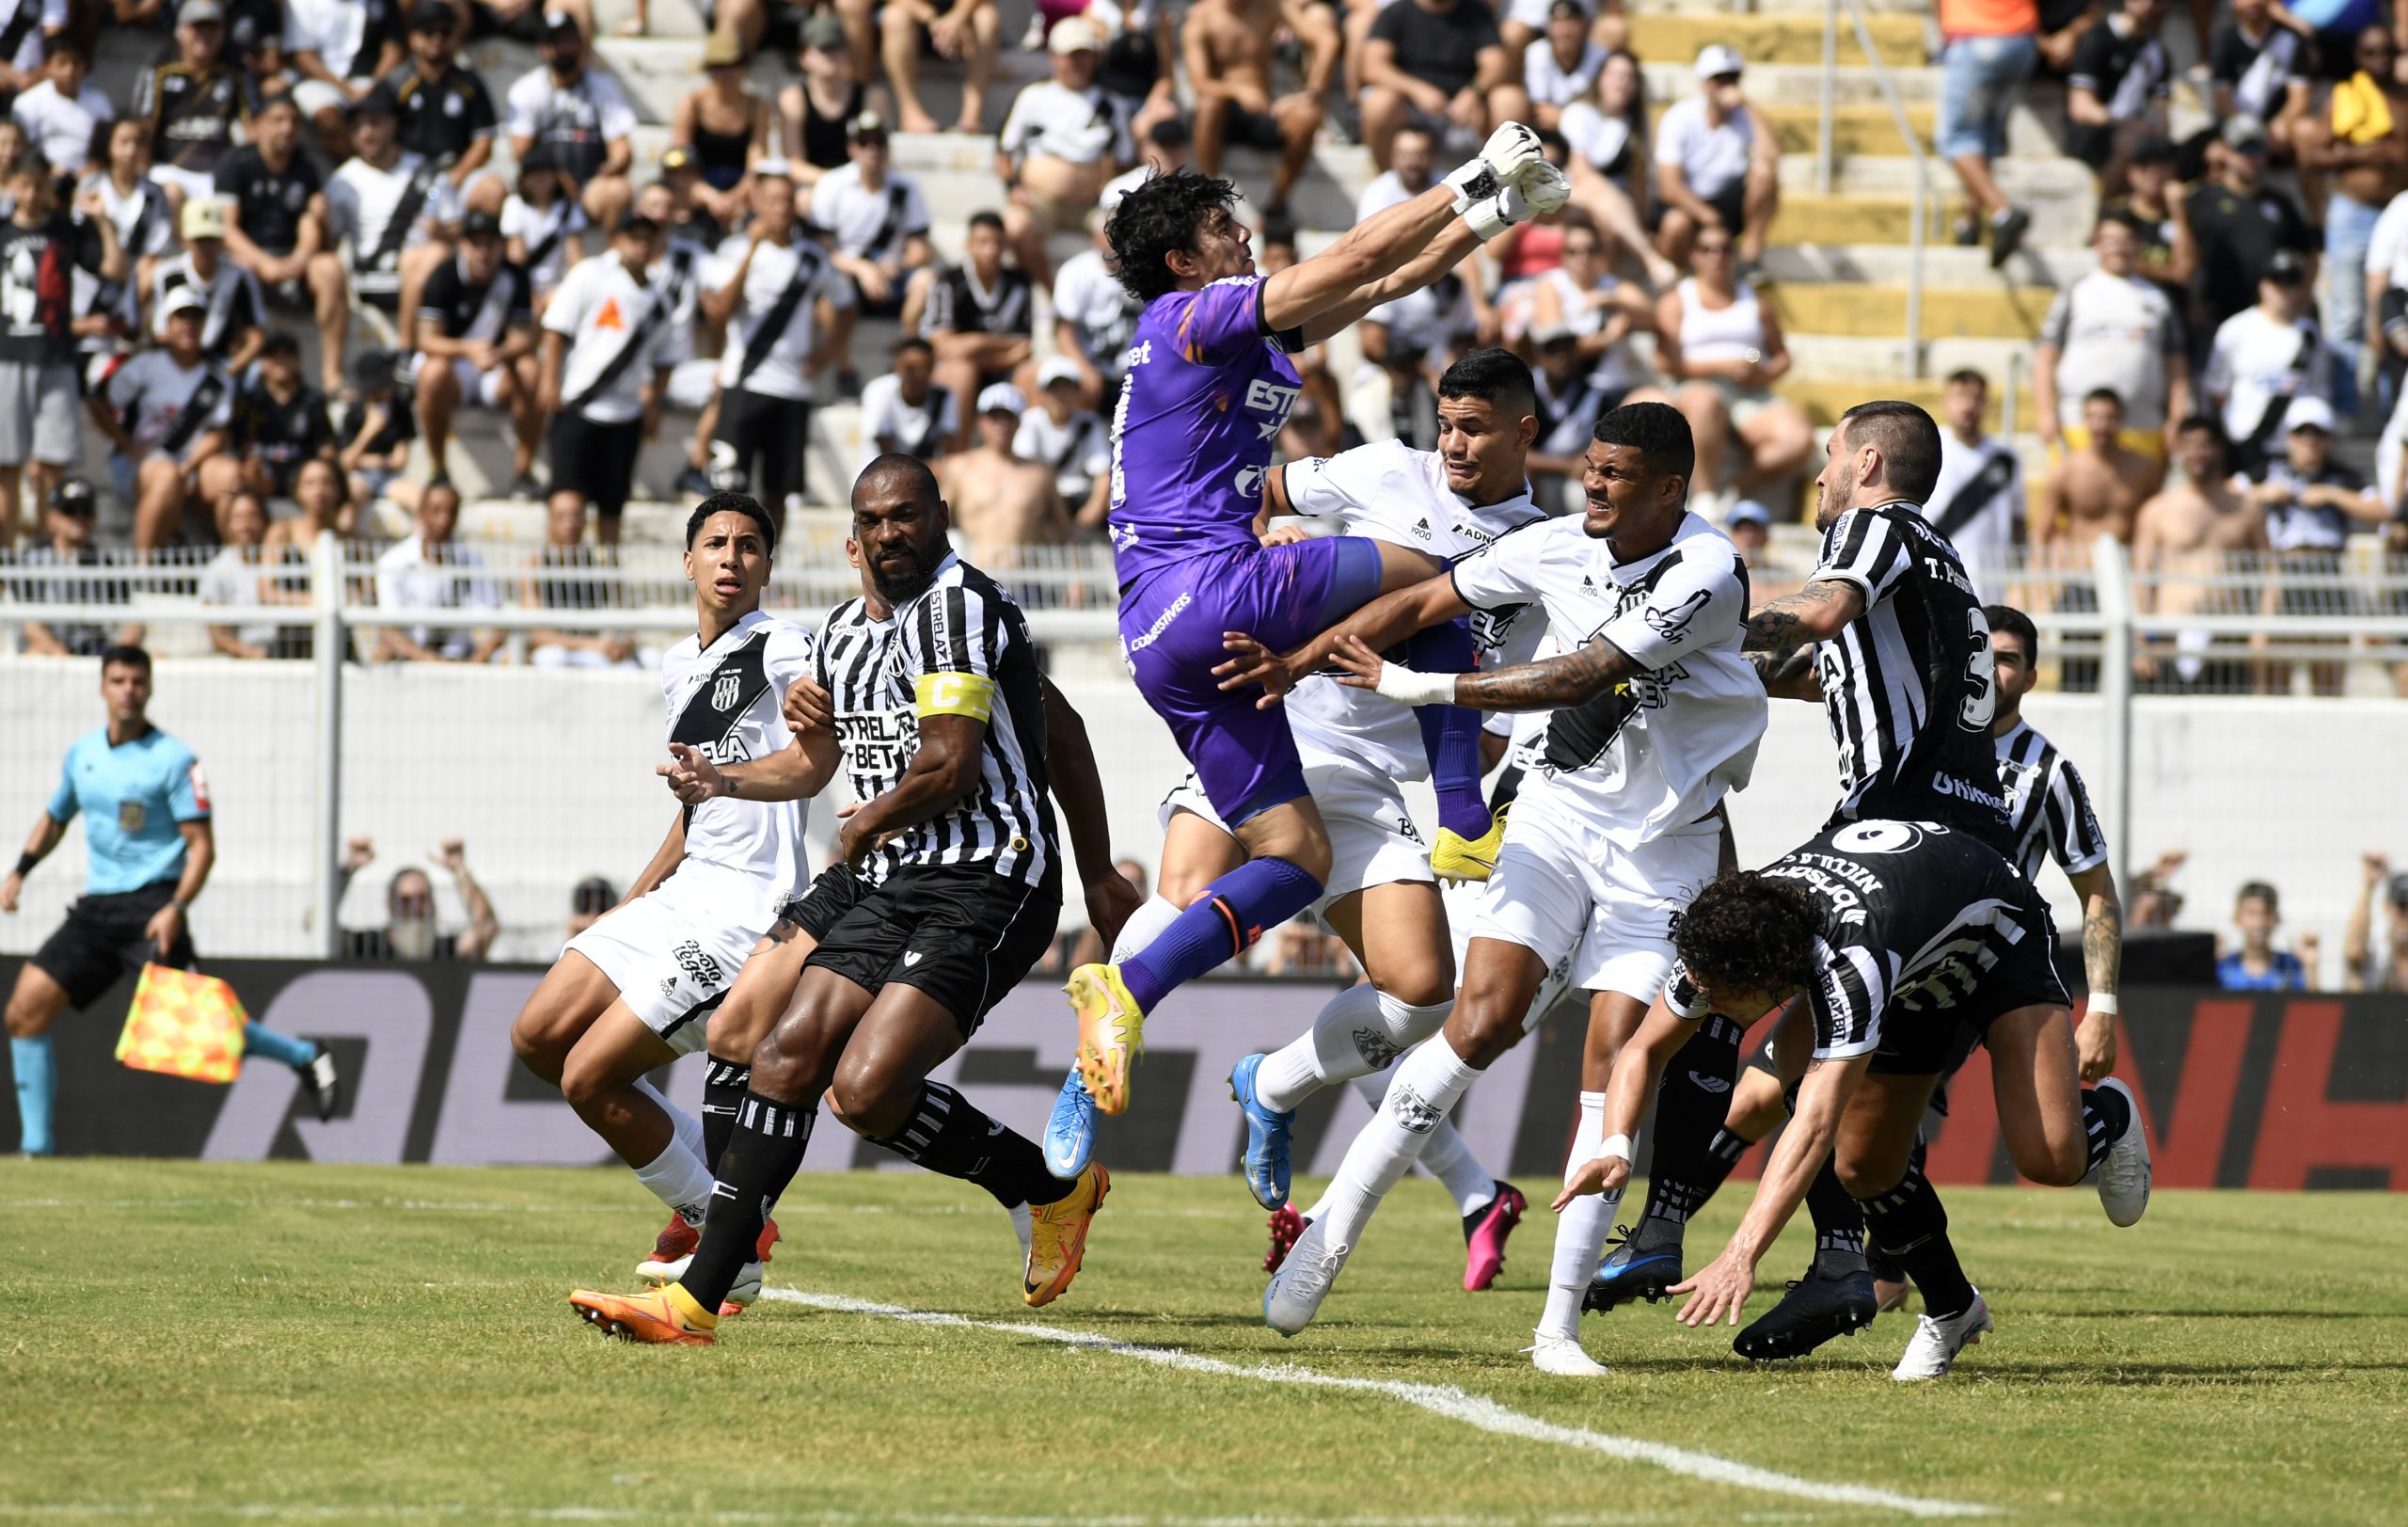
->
xmin=1462 ymin=161 xmax=1570 ymax=243
xmin=1442 ymin=121 xmax=1545 ymax=211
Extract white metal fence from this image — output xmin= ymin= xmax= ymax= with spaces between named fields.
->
xmin=4 ymin=532 xmax=2406 ymax=976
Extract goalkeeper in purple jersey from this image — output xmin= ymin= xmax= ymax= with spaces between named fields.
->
xmin=1062 ymin=131 xmax=1569 ymax=1125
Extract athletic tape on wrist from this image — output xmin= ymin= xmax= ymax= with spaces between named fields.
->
xmin=1599 ymin=1133 xmax=1634 ymax=1165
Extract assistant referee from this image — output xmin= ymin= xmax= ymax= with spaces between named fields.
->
xmin=1 ymin=645 xmax=339 ymax=1154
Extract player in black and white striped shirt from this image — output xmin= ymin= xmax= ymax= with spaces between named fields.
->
xmin=574 ymin=454 xmax=1142 ymax=1347
xmin=1573 ymin=818 xmax=2151 ymax=1380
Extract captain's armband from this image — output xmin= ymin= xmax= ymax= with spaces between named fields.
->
xmin=912 ymin=671 xmax=997 ymax=723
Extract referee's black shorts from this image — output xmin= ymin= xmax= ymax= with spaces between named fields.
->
xmin=31 ymin=878 xmax=195 ymax=1010
xmin=547 ymin=408 xmax=645 ymax=521
xmin=791 ymin=860 xmax=1063 ymax=1036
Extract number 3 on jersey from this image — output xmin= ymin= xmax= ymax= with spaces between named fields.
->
xmin=1958 ymin=607 xmax=1997 ymax=730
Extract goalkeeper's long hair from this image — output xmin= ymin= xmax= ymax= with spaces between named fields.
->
xmin=1107 ymin=168 xmax=1242 ymax=306
xmin=1671 ymin=871 xmax=1821 ymax=999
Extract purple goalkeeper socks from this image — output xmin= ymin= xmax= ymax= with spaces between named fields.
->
xmin=1405 ymin=622 xmax=1492 ymax=842
xmin=1120 ymin=856 xmax=1324 ymax=1012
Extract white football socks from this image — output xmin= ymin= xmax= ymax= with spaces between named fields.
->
xmin=1348 ymin=1068 xmax=1496 ymax=1217
xmin=1536 ymin=1090 xmax=1621 ymax=1342
xmin=1317 ymin=1034 xmax=1486 ymax=1251
xmin=633 ymin=1136 xmax=716 ymax=1227
xmin=1108 ymin=894 xmax=1186 ymax=963
xmin=1258 ymin=983 xmax=1452 ymax=1114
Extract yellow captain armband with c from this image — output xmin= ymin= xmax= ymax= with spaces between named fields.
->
xmin=913 ymin=671 xmax=997 ymax=722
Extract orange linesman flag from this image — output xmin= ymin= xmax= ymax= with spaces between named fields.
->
xmin=116 ymin=963 xmax=249 ymax=1084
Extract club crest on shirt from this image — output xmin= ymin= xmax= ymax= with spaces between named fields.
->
xmin=119 ymin=801 xmax=146 ymax=833
xmin=711 ymin=672 xmax=741 ymax=711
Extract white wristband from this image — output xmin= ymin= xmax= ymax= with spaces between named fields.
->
xmin=2085 ymin=993 xmax=2118 ymax=1017
xmin=1372 ymin=661 xmax=1459 ymax=708
xmin=1599 ymin=1133 xmax=1634 ymax=1165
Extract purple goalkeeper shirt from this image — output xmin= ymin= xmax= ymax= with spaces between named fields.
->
xmin=1105 ymin=274 xmax=1304 ymax=588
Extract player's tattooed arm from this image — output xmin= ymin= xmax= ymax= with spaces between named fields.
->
xmin=1742 ymin=578 xmax=1865 ymax=656
xmin=1326 ymin=630 xmax=1638 ymax=712
xmin=2070 ymin=861 xmax=2124 ymax=1081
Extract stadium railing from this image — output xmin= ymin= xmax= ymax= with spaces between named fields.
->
xmin=8 ymin=532 xmax=2407 ymax=962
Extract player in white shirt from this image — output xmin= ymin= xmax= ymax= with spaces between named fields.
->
xmin=509 ymin=493 xmax=817 ymax=1311
xmin=1043 ymin=351 xmax=1555 ymax=1290
xmin=539 ymin=214 xmax=692 ymax=540
xmin=1226 ymin=400 xmax=1766 ymax=1371
xmin=323 ymin=85 xmax=456 ymax=318
xmin=857 ymin=335 xmax=958 ymax=468
xmin=1923 ymin=369 xmax=2023 ymax=602
xmin=11 ymin=39 xmax=111 ymax=175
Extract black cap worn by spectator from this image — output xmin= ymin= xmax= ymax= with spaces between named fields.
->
xmin=542 ymin=8 xmax=579 ymax=37
xmin=848 ymin=109 xmax=888 ymax=141
xmin=2267 ymin=248 xmax=2308 ymax=284
xmin=351 ymin=83 xmax=402 ymax=118
xmin=351 ymin=344 xmax=400 ymax=390
xmin=1148 ymin=116 xmax=1189 ymax=149
xmin=621 ymin=211 xmax=662 ymax=236
xmin=521 ymin=142 xmax=559 ymax=172
xmin=407 ymin=0 xmax=453 ymax=30
xmin=50 ymin=477 xmax=96 ymax=517
xmin=461 ymin=208 xmax=503 ymax=239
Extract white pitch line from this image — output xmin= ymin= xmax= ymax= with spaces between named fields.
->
xmin=0 ymin=1507 xmax=1818 ymax=1525
xmin=0 ymin=1197 xmax=1255 ymax=1220
xmin=761 ymin=1290 xmax=1998 ymax=1521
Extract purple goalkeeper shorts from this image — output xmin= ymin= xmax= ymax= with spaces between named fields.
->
xmin=1119 ymin=535 xmax=1385 ymax=827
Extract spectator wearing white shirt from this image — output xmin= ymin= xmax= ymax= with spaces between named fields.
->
xmin=499 ymin=149 xmax=586 ymax=311
xmin=2034 ymin=216 xmax=2189 ymax=460
xmin=200 ymin=491 xmax=304 ymax=660
xmin=150 ymin=197 xmax=266 ymax=374
xmin=1925 ymin=369 xmax=2024 ymax=602
xmin=807 ymin=113 xmax=933 ymax=383
xmin=285 ymin=0 xmax=407 ymax=163
xmin=1517 ymin=216 xmax=1649 ymax=393
xmin=10 ymin=38 xmax=108 ymax=177
xmin=700 ymin=164 xmax=849 ymax=528
xmin=325 ymin=84 xmax=458 ymax=341
xmin=857 ymin=334 xmax=958 ymax=468
xmin=1051 ymin=205 xmax=1141 ymax=410
xmin=1653 ymin=44 xmax=1779 ymax=269
xmin=1523 ymin=0 xmax=1603 ymax=133
xmin=80 ymin=119 xmax=174 ymax=372
xmin=505 ymin=10 xmax=637 ymax=232
xmin=1354 ymin=120 xmax=1434 ymax=223
xmin=373 ymin=482 xmax=505 ymax=663
xmin=1016 ymin=356 xmax=1111 ymax=529
xmin=997 ymin=18 xmax=1133 ymax=285
xmin=2204 ymin=250 xmax=2326 ymax=473
xmin=88 ymin=293 xmax=237 ymax=550
xmin=537 ymin=215 xmax=689 ymax=542
xmin=1557 ymin=48 xmax=1675 ymax=288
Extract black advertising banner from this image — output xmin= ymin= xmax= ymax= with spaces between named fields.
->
xmin=5 ymin=959 xmax=2404 ymax=1190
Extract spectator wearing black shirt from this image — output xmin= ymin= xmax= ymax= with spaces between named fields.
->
xmin=2200 ymin=0 xmax=2310 ymax=171
xmin=134 ymin=0 xmax=246 ymax=215
xmin=337 ymin=345 xmax=420 ymax=513
xmin=228 ymin=332 xmax=334 ymax=499
xmin=338 ymin=837 xmax=497 ymax=962
xmin=0 ymin=157 xmax=120 ymax=550
xmin=918 ymin=209 xmax=1031 ymax=449
xmin=2100 ymin=135 xmax=2189 ymax=302
xmin=1359 ymin=0 xmax=1527 ymax=170
xmin=214 ymin=96 xmax=351 ymax=395
xmin=413 ymin=208 xmax=540 ymax=494
xmin=2064 ymin=0 xmax=2168 ymax=190
xmin=2180 ymin=113 xmax=2317 ymax=365
xmin=384 ymin=0 xmax=502 ymax=217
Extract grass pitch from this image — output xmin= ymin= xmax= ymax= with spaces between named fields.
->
xmin=5 ymin=1160 xmax=2404 ymax=1526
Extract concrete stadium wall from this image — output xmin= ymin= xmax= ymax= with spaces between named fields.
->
xmin=1 ymin=657 xmax=2402 ymax=973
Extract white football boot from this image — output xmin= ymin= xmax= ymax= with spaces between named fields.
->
xmin=1892 ymin=1291 xmax=1992 ymax=1381
xmin=1262 ymin=1217 xmax=1353 ymax=1336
